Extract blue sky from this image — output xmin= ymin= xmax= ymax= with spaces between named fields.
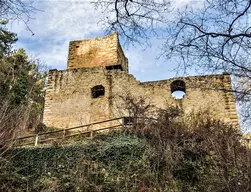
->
xmin=7 ymin=0 xmax=202 ymax=82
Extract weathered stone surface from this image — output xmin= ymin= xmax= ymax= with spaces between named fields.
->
xmin=67 ymin=32 xmax=128 ymax=72
xmin=43 ymin=34 xmax=239 ymax=129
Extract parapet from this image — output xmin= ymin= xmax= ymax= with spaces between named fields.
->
xmin=67 ymin=32 xmax=128 ymax=72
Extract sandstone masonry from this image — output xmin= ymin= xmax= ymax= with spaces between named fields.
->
xmin=43 ymin=33 xmax=239 ymax=128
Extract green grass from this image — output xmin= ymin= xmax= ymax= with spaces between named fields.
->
xmin=1 ymin=123 xmax=251 ymax=192
xmin=1 ymin=131 xmax=162 ymax=192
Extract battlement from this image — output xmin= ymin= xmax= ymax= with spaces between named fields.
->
xmin=67 ymin=32 xmax=128 ymax=72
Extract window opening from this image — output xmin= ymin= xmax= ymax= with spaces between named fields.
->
xmin=106 ymin=65 xmax=123 ymax=71
xmin=170 ymin=80 xmax=186 ymax=99
xmin=91 ymin=85 xmax=105 ymax=98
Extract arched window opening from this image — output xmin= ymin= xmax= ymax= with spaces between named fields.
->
xmin=91 ymin=85 xmax=105 ymax=98
xmin=170 ymin=80 xmax=186 ymax=99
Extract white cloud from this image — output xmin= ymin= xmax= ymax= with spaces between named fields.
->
xmin=7 ymin=0 xmax=201 ymax=81
xmin=8 ymin=0 xmax=104 ymax=68
xmin=9 ymin=0 xmax=103 ymax=38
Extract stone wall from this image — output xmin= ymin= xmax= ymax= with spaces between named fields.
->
xmin=43 ymin=33 xmax=239 ymax=129
xmin=43 ymin=68 xmax=239 ymax=128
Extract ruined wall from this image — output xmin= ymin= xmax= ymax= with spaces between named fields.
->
xmin=67 ymin=32 xmax=128 ymax=72
xmin=44 ymin=68 xmax=110 ymax=128
xmin=44 ymin=33 xmax=239 ymax=129
xmin=138 ymin=74 xmax=238 ymax=125
xmin=43 ymin=68 xmax=239 ymax=128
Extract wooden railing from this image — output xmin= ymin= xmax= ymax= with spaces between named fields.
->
xmin=15 ymin=117 xmax=124 ymax=147
xmin=14 ymin=116 xmax=157 ymax=147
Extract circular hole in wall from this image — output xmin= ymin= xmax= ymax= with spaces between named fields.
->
xmin=172 ymin=90 xmax=186 ymax=99
xmin=170 ymin=80 xmax=186 ymax=99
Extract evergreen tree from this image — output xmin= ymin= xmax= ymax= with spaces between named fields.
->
xmin=0 ymin=22 xmax=47 ymax=151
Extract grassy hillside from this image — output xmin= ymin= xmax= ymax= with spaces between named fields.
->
xmin=1 ymin=109 xmax=251 ymax=192
xmin=2 ymin=132 xmax=157 ymax=192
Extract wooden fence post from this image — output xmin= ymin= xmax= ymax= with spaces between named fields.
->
xmin=35 ymin=134 xmax=39 ymax=146
xmin=90 ymin=130 xmax=93 ymax=138
xmin=63 ymin=129 xmax=66 ymax=138
xmin=122 ymin=117 xmax=125 ymax=127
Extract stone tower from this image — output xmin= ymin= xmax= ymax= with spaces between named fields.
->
xmin=43 ymin=33 xmax=239 ymax=129
xmin=67 ymin=32 xmax=128 ymax=72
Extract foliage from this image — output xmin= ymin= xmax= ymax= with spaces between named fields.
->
xmin=127 ymin=108 xmax=251 ymax=191
xmin=0 ymin=0 xmax=36 ymax=31
xmin=1 ymin=108 xmax=251 ymax=191
xmin=0 ymin=156 xmax=28 ymax=192
xmin=0 ymin=20 xmax=17 ymax=56
xmin=2 ymin=133 xmax=153 ymax=192
xmin=0 ymin=23 xmax=47 ymax=152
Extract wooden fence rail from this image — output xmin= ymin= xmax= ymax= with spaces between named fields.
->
xmin=15 ymin=117 xmax=124 ymax=147
xmin=13 ymin=116 xmax=157 ymax=147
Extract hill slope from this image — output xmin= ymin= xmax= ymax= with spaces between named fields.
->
xmin=1 ymin=110 xmax=251 ymax=192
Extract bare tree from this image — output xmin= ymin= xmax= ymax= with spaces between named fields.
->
xmin=0 ymin=0 xmax=35 ymax=19
xmin=96 ymin=0 xmax=172 ymax=45
xmin=96 ymin=0 xmax=251 ymax=129
xmin=0 ymin=0 xmax=37 ymax=35
xmin=164 ymin=0 xmax=251 ymax=129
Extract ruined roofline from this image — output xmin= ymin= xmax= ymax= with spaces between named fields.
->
xmin=48 ymin=67 xmax=231 ymax=86
xmin=49 ymin=66 xmax=107 ymax=73
xmin=69 ymin=32 xmax=126 ymax=59
xmin=48 ymin=68 xmax=230 ymax=80
xmin=69 ymin=32 xmax=118 ymax=44
xmin=140 ymin=72 xmax=231 ymax=84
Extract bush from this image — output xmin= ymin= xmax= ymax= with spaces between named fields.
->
xmin=127 ymin=108 xmax=251 ymax=191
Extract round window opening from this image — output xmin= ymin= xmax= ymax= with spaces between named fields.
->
xmin=170 ymin=80 xmax=186 ymax=99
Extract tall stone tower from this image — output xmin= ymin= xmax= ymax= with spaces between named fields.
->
xmin=67 ymin=32 xmax=128 ymax=72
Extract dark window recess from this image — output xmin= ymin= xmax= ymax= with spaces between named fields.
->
xmin=91 ymin=85 xmax=105 ymax=98
xmin=123 ymin=117 xmax=135 ymax=125
xmin=106 ymin=65 xmax=123 ymax=71
xmin=170 ymin=80 xmax=186 ymax=99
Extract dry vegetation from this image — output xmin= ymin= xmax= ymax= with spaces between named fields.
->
xmin=1 ymin=106 xmax=251 ymax=192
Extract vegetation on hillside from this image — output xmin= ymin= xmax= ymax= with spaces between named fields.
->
xmin=1 ymin=108 xmax=251 ymax=192
xmin=0 ymin=21 xmax=46 ymax=151
xmin=0 ymin=9 xmax=250 ymax=191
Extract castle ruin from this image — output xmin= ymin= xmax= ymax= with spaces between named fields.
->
xmin=43 ymin=33 xmax=239 ymax=128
